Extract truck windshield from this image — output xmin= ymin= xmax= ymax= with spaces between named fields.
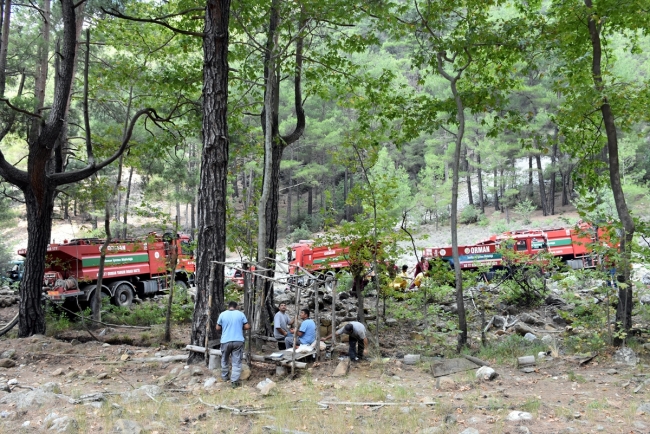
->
xmin=180 ymin=241 xmax=193 ymax=256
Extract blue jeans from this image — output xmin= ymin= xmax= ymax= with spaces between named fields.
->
xmin=221 ymin=341 xmax=244 ymax=382
xmin=284 ymin=333 xmax=296 ymax=349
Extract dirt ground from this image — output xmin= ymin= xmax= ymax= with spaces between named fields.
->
xmin=1 ymin=315 xmax=650 ymax=434
xmin=4 ymin=205 xmax=650 ymax=433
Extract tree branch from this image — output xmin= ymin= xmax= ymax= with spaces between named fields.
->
xmin=102 ymin=8 xmax=204 ymax=37
xmin=0 ymin=98 xmax=40 ymax=117
xmin=50 ymin=108 xmax=163 ymax=185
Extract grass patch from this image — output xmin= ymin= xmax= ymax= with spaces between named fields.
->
xmin=567 ymin=370 xmax=587 ymax=383
xmin=468 ymin=334 xmax=548 ymax=366
xmin=520 ymin=398 xmax=541 ymax=413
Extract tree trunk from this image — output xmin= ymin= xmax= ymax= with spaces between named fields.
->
xmin=19 ymin=188 xmax=55 ymax=336
xmin=0 ymin=0 xmax=11 ymax=98
xmin=493 ymin=167 xmax=499 ymax=211
xmin=31 ymin=0 xmax=50 ymax=135
xmin=344 ymin=167 xmax=349 ymax=221
xmin=254 ymin=0 xmax=280 ymax=337
xmin=189 ymin=0 xmax=231 ymax=364
xmin=287 ymin=149 xmax=293 ymax=234
xmin=175 ymin=184 xmax=181 ymax=225
xmin=528 ymin=155 xmax=533 ymax=197
xmin=307 ymin=185 xmax=313 ymax=216
xmin=476 ymin=150 xmax=484 ymax=214
xmin=255 ymin=9 xmax=306 ymax=335
xmin=232 ymin=171 xmax=239 ymax=198
xmin=548 ymin=141 xmax=557 ymax=215
xmin=536 ymin=154 xmax=547 ymax=216
xmin=585 ymin=0 xmax=634 ymax=344
xmin=436 ymin=53 xmax=467 ymax=350
xmin=122 ymin=166 xmax=133 ymax=239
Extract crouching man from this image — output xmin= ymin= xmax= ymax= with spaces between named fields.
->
xmin=323 ymin=321 xmax=367 ymax=362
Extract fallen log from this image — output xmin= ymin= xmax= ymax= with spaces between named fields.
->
xmin=462 ymin=355 xmax=489 ymax=367
xmin=130 ymin=355 xmax=189 ymax=363
xmin=186 ymin=344 xmax=222 ymax=356
xmin=516 ymin=356 xmax=536 ymax=368
xmin=250 ymin=354 xmax=307 ymax=369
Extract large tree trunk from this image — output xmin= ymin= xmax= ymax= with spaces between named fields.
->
xmin=19 ymin=188 xmax=55 ymax=335
xmin=255 ymin=9 xmax=306 ymax=336
xmin=189 ymin=0 xmax=231 ymax=364
xmin=585 ymin=0 xmax=634 ymax=344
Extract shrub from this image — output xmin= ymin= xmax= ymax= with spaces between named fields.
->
xmin=514 ymin=199 xmax=536 ymax=225
xmin=288 ymin=225 xmax=312 ymax=243
xmin=491 ymin=218 xmax=509 ymax=234
xmin=459 ymin=206 xmax=479 ymax=224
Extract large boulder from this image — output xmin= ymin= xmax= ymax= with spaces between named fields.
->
xmin=0 ymin=389 xmax=67 ymax=410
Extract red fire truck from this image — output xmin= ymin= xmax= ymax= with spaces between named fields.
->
xmin=423 ymin=222 xmax=609 ymax=271
xmin=17 ymin=232 xmax=195 ymax=307
xmin=287 ymin=240 xmax=351 ymax=289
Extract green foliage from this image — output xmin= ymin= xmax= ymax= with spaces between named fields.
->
xmin=514 ymin=199 xmax=536 ymax=225
xmin=288 ymin=225 xmax=312 ymax=243
xmin=495 ymin=246 xmax=556 ymax=307
xmin=564 ymin=331 xmax=608 ymax=354
xmin=490 ymin=219 xmax=510 ymax=234
xmin=471 ymin=334 xmax=548 ymax=366
xmin=45 ymin=306 xmax=73 ymax=336
xmin=459 ymin=206 xmax=479 ymax=225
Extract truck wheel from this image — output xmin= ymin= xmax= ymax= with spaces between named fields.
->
xmin=112 ymin=283 xmax=134 ymax=307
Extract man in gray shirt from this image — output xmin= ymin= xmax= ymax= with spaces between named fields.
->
xmin=273 ymin=302 xmax=294 ymax=350
xmin=323 ymin=321 xmax=367 ymax=362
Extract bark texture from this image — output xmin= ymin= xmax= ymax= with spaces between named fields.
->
xmin=189 ymin=0 xmax=231 ymax=363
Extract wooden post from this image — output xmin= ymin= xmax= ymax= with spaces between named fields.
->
xmin=243 ymin=262 xmax=252 ymax=363
xmin=290 ymin=284 xmax=302 ymax=376
xmin=314 ymin=281 xmax=320 ymax=361
xmin=331 ymin=278 xmax=338 ymax=359
xmin=204 ymin=262 xmax=216 ymax=365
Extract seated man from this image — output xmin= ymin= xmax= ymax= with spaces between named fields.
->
xmin=391 ymin=264 xmax=409 ymax=291
xmin=273 ymin=302 xmax=294 ymax=350
xmin=285 ymin=308 xmax=316 ymax=349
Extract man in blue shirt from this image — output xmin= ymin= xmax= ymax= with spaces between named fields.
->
xmin=286 ymin=308 xmax=316 ymax=349
xmin=216 ymin=301 xmax=250 ymax=388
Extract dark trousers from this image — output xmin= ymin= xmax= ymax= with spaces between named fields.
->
xmin=349 ymin=336 xmax=364 ymax=361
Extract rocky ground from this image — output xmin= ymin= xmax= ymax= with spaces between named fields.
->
xmin=1 ymin=324 xmax=650 ymax=434
xmin=4 ymin=205 xmax=650 ymax=433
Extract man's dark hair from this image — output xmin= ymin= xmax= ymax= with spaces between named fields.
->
xmin=402 ymin=264 xmax=408 ymax=272
xmin=228 ymin=301 xmax=238 ymax=309
xmin=344 ymin=323 xmax=353 ymax=333
xmin=300 ymin=308 xmax=310 ymax=317
xmin=420 ymin=256 xmax=425 ymax=262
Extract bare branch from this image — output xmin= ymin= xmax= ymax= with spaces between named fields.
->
xmin=102 ymin=8 xmax=204 ymax=38
xmin=0 ymin=98 xmax=40 ymax=117
xmin=51 ymin=108 xmax=164 ymax=186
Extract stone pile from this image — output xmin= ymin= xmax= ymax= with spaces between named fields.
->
xmin=0 ymin=288 xmax=18 ymax=307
